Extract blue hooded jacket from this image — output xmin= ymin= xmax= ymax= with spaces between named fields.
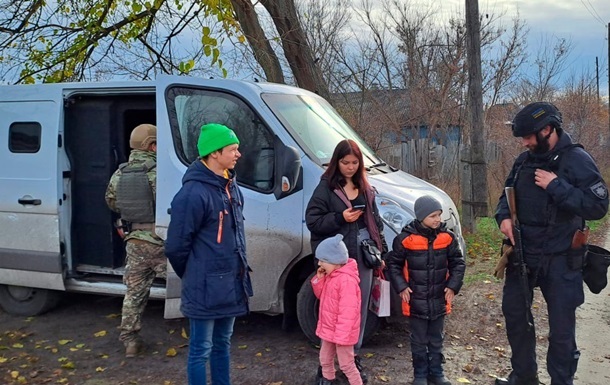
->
xmin=165 ymin=160 xmax=252 ymax=319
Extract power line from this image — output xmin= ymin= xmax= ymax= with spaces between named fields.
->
xmin=580 ymin=0 xmax=606 ymax=27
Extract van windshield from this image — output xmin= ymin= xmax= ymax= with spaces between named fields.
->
xmin=262 ymin=93 xmax=381 ymax=166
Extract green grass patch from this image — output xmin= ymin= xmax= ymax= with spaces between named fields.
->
xmin=463 ymin=217 xmax=504 ymax=285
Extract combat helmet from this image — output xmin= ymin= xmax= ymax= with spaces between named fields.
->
xmin=129 ymin=124 xmax=157 ymax=150
xmin=511 ymin=102 xmax=562 ymax=137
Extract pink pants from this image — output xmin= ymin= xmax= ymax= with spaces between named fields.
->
xmin=319 ymin=340 xmax=363 ymax=385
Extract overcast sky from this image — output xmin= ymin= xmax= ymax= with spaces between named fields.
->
xmin=437 ymin=0 xmax=610 ymax=95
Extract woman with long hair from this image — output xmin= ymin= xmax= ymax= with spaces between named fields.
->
xmin=306 ymin=139 xmax=387 ymax=384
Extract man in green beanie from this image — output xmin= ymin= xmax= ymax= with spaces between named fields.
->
xmin=165 ymin=123 xmax=253 ymax=385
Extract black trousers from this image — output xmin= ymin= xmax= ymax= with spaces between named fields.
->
xmin=502 ymin=253 xmax=583 ymax=385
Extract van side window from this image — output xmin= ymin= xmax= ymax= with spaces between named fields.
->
xmin=166 ymin=87 xmax=275 ymax=191
xmin=9 ymin=122 xmax=42 ymax=153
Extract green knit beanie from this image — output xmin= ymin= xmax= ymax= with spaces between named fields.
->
xmin=197 ymin=123 xmax=240 ymax=157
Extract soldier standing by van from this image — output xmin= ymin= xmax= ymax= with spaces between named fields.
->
xmin=105 ymin=124 xmax=167 ymax=358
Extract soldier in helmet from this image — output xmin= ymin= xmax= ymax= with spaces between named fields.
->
xmin=105 ymin=123 xmax=167 ymax=358
xmin=494 ymin=102 xmax=608 ymax=385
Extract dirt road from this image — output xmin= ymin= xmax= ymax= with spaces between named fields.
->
xmin=1 ymin=255 xmax=609 ymax=384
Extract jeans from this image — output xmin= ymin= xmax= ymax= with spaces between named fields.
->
xmin=187 ymin=317 xmax=235 ymax=385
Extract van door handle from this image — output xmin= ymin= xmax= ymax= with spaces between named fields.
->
xmin=18 ymin=198 xmax=42 ymax=205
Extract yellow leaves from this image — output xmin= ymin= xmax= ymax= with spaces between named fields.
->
xmin=11 ymin=370 xmax=19 ymax=378
xmin=456 ymin=378 xmax=471 ymax=383
xmin=12 ymin=343 xmax=24 ymax=348
xmin=363 ymin=352 xmax=374 ymax=358
xmin=106 ymin=313 xmax=121 ymax=319
xmin=60 ymin=361 xmax=75 ymax=370
xmin=166 ymin=348 xmax=177 ymax=357
xmin=255 ymin=352 xmax=262 ymax=357
xmin=237 ymin=345 xmax=247 ymax=349
xmin=93 ymin=330 xmax=107 ymax=337
xmin=377 ymin=375 xmax=390 ymax=382
xmin=181 ymin=328 xmax=188 ymax=339
xmin=95 ymin=366 xmax=106 ymax=372
xmin=58 ymin=340 xmax=72 ymax=346
xmin=237 ymin=35 xmax=246 ymax=44
xmin=0 ymin=356 xmax=7 ymax=363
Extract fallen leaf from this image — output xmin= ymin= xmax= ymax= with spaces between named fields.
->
xmin=363 ymin=352 xmax=374 ymax=358
xmin=96 ymin=367 xmax=106 ymax=372
xmin=58 ymin=357 xmax=68 ymax=362
xmin=456 ymin=378 xmax=471 ymax=383
xmin=76 ymin=344 xmax=85 ymax=349
xmin=11 ymin=371 xmax=19 ymax=379
xmin=94 ymin=330 xmax=107 ymax=337
xmin=0 ymin=357 xmax=7 ymax=363
xmin=378 ymin=375 xmax=390 ymax=382
xmin=238 ymin=345 xmax=248 ymax=349
xmin=69 ymin=348 xmax=79 ymax=352
xmin=106 ymin=313 xmax=121 ymax=319
xmin=181 ymin=328 xmax=188 ymax=339
xmin=235 ymin=364 xmax=247 ymax=369
xmin=58 ymin=340 xmax=72 ymax=345
xmin=61 ymin=361 xmax=75 ymax=370
xmin=166 ymin=348 xmax=177 ymax=357
xmin=255 ymin=352 xmax=262 ymax=357
xmin=12 ymin=343 xmax=24 ymax=348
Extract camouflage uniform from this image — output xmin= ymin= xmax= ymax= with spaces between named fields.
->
xmin=105 ymin=149 xmax=167 ymax=346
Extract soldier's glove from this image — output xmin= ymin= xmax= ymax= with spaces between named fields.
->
xmin=494 ymin=242 xmax=513 ymax=279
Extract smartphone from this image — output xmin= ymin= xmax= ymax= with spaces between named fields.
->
xmin=352 ymin=204 xmax=366 ymax=211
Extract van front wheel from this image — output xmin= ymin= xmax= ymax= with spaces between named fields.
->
xmin=296 ymin=273 xmax=381 ymax=346
xmin=0 ymin=285 xmax=60 ymax=316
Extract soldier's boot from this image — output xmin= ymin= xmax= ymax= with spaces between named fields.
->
xmin=494 ymin=372 xmax=540 ymax=385
xmin=412 ymin=353 xmax=429 ymax=385
xmin=125 ymin=339 xmax=143 ymax=358
xmin=428 ymin=353 xmax=451 ymax=385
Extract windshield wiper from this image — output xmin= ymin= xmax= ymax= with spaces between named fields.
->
xmin=367 ymin=162 xmax=387 ymax=170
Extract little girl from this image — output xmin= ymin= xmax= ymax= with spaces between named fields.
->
xmin=311 ymin=234 xmax=363 ymax=385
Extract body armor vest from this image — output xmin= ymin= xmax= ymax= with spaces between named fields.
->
xmin=514 ymin=144 xmax=582 ymax=226
xmin=116 ymin=160 xmax=156 ymax=223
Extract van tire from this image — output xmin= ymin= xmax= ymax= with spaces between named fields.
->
xmin=0 ymin=285 xmax=60 ymax=316
xmin=296 ymin=272 xmax=381 ymax=346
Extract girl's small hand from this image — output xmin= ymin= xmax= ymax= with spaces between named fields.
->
xmin=316 ymin=267 xmax=326 ymax=280
xmin=445 ymin=287 xmax=455 ymax=304
xmin=400 ymin=287 xmax=412 ymax=303
xmin=343 ymin=208 xmax=363 ymax=223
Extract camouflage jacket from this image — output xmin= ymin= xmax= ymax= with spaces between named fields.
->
xmin=105 ymin=150 xmax=163 ymax=246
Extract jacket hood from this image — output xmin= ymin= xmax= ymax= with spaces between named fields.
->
xmin=330 ymin=258 xmax=360 ymax=282
xmin=182 ymin=159 xmax=236 ymax=187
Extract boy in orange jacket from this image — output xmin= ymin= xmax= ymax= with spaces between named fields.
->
xmin=386 ymin=196 xmax=465 ymax=385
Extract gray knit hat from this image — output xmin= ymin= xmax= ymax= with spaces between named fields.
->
xmin=316 ymin=234 xmax=349 ymax=265
xmin=414 ymin=195 xmax=442 ymax=221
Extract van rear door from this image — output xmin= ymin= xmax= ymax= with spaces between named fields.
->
xmin=0 ymin=99 xmax=64 ymax=291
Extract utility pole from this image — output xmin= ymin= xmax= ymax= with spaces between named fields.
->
xmin=596 ymin=57 xmax=599 ymax=102
xmin=608 ymin=23 xmax=609 ymax=136
xmin=461 ymin=0 xmax=488 ymax=233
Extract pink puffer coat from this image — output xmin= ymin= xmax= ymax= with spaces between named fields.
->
xmin=311 ymin=258 xmax=361 ymax=345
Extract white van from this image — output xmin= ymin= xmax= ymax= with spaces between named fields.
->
xmin=0 ymin=75 xmax=465 ymax=342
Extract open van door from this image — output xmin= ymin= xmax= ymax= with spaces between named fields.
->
xmin=154 ymin=76 xmax=304 ymax=319
xmin=0 ymin=99 xmax=64 ymax=315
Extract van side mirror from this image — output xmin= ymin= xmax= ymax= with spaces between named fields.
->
xmin=274 ymin=136 xmax=301 ymax=200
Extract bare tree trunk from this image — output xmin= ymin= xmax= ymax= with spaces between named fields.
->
xmin=259 ymin=0 xmax=330 ymax=99
xmin=229 ymin=0 xmax=285 ymax=83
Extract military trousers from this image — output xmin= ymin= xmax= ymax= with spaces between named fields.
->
xmin=119 ymin=239 xmax=167 ymax=344
xmin=501 ymin=253 xmax=584 ymax=385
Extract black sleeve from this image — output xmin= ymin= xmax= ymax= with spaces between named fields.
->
xmin=305 ymin=181 xmax=345 ymax=237
xmin=386 ymin=233 xmax=409 ymax=295
xmin=546 ymin=149 xmax=609 ymax=220
xmin=446 ymin=233 xmax=466 ymax=295
xmin=495 ymin=152 xmax=526 ymax=227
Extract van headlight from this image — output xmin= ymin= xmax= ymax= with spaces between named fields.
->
xmin=376 ymin=196 xmax=414 ymax=233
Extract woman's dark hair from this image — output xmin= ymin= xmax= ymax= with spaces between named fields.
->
xmin=322 ymin=139 xmax=370 ymax=191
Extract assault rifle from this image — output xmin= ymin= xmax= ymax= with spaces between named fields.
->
xmin=505 ymin=186 xmax=533 ymax=331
